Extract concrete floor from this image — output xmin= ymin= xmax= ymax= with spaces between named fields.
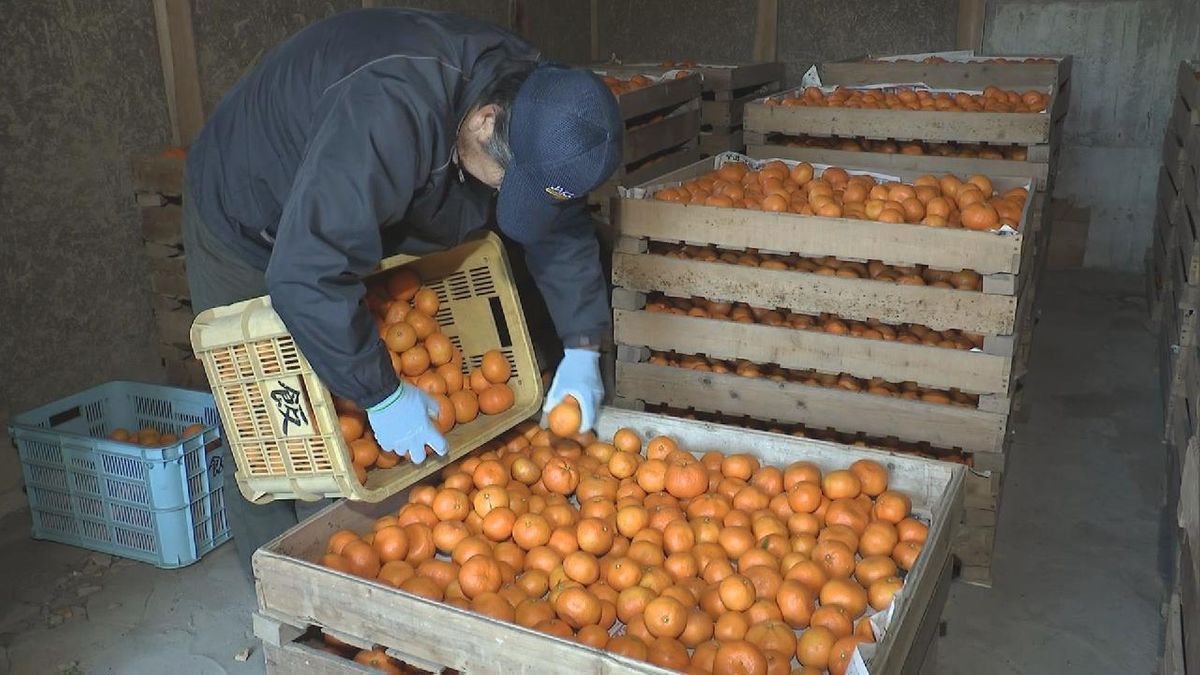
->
xmin=937 ymin=270 xmax=1168 ymax=673
xmin=0 ymin=270 xmax=1169 ymax=674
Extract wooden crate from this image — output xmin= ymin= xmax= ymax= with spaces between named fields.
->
xmin=694 ymin=62 xmax=785 ymax=154
xmin=744 ymin=82 xmax=1068 ymax=147
xmin=253 ymin=408 xmax=965 ymax=675
xmin=131 ymin=152 xmax=203 ymax=388
xmin=588 ymin=72 xmax=702 ymax=215
xmin=1176 ymin=61 xmax=1200 ymax=127
xmin=594 ymin=62 xmax=785 ymax=156
xmin=1165 ymin=97 xmax=1192 ymax=181
xmin=609 ymin=154 xmax=1047 ymax=454
xmin=1169 ymin=189 xmax=1200 ymax=293
xmin=699 ymin=127 xmax=744 ymax=156
xmin=821 ymin=54 xmax=1072 ymax=91
xmin=1151 ymin=205 xmax=1176 ymax=324
xmin=613 ymin=360 xmax=1007 ymax=455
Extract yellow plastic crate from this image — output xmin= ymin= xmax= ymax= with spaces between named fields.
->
xmin=189 ymin=233 xmax=541 ymax=503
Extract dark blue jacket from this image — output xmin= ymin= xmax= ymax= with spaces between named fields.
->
xmin=186 ymin=9 xmax=609 ymax=408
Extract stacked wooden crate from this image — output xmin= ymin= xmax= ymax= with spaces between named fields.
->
xmin=608 ymin=56 xmax=1068 ymax=587
xmin=130 ymin=152 xmax=206 ymax=389
xmin=589 ymin=70 xmax=703 ymax=220
xmin=692 ymin=62 xmax=785 ymax=155
xmin=1154 ymin=65 xmax=1200 ymax=672
xmin=593 ymin=61 xmax=785 ymax=157
xmin=610 ymin=157 xmax=1040 ymax=587
xmin=1155 ymin=62 xmax=1200 ymax=467
xmin=252 ymin=408 xmax=963 ymax=675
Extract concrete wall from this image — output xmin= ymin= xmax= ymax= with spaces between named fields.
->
xmin=592 ymin=0 xmax=959 ymax=84
xmin=0 ymin=2 xmax=171 ymax=516
xmin=983 ymin=0 xmax=1200 ymax=270
xmin=193 ymin=0 xmax=360 ymax=114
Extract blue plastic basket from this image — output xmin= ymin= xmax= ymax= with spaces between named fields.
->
xmin=8 ymin=381 xmax=232 ymax=568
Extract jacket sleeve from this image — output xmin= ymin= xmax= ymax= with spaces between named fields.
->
xmin=265 ymin=72 xmax=423 ymax=409
xmin=521 ymin=199 xmax=611 ymax=345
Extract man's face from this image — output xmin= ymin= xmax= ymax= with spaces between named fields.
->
xmin=456 ymin=104 xmax=505 ymax=189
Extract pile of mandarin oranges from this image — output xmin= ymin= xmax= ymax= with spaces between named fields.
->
xmin=645 ymin=349 xmax=980 ymax=408
xmin=644 ymin=294 xmax=986 ymax=350
xmin=651 ymin=160 xmax=1026 ymax=232
xmin=769 ymin=85 xmax=1049 ymax=113
xmin=336 ymin=269 xmax=518 ymax=483
xmin=777 ymin=134 xmax=1030 ymax=161
xmin=317 ymin=400 xmax=929 ymax=675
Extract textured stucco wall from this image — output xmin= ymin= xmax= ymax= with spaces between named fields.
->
xmin=525 ymin=0 xmax=592 ymax=64
xmin=192 ymin=0 xmax=359 ymax=115
xmin=778 ymin=0 xmax=959 ymax=82
xmin=593 ymin=0 xmax=958 ymax=82
xmin=984 ymin=0 xmax=1200 ymax=270
xmin=0 ymin=2 xmax=171 ymax=513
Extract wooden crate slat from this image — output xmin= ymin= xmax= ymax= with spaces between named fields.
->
xmin=623 ymin=108 xmax=700 ymax=165
xmin=130 ymin=155 xmax=185 ymax=196
xmin=699 ymin=128 xmax=744 ymax=155
xmin=700 ymin=87 xmax=767 ymax=129
xmin=745 ymin=100 xmax=1054 ymax=145
xmin=612 ymin=73 xmax=702 ymax=120
xmin=701 ymin=61 xmax=785 ymax=92
xmin=613 ymin=308 xmax=1014 ymax=395
xmin=614 ymin=361 xmax=1007 ymax=454
xmin=149 ymin=253 xmax=189 ymax=299
xmin=1177 ymin=61 xmax=1200 ymax=124
xmin=153 ymin=297 xmax=195 ymax=345
xmin=614 ymin=199 xmax=1027 ymax=276
xmin=140 ymin=204 xmax=183 ymax=246
xmin=594 ymin=61 xmax=785 ymax=94
xmin=612 ymin=253 xmax=1018 ymax=334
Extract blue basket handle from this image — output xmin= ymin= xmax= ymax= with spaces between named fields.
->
xmin=47 ymin=406 xmax=83 ymax=428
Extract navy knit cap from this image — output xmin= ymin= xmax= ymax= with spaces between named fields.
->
xmin=496 ymin=63 xmax=622 ymax=243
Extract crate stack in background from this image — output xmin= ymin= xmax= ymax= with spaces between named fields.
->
xmin=588 ymin=70 xmax=703 ymax=222
xmin=609 ymin=53 xmax=1071 ymax=587
xmin=1151 ymin=61 xmax=1200 ymax=672
xmin=1154 ymin=62 xmax=1200 ymax=465
xmin=689 ymin=61 xmax=786 ymax=155
xmin=130 ymin=151 xmax=207 ymax=389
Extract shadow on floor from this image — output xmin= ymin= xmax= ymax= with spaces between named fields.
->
xmin=937 ymin=270 xmax=1167 ymax=674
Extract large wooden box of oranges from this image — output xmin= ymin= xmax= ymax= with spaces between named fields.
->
xmin=593 ymin=60 xmax=785 ymax=156
xmin=744 ymin=73 xmax=1067 ymax=205
xmin=252 ymin=407 xmax=964 ymax=675
xmin=188 ymin=233 xmax=541 ymax=504
xmin=820 ymin=53 xmax=1071 ymax=99
xmin=609 ymin=153 xmax=1036 ymax=464
xmin=1156 ymin=62 xmax=1200 ymax=453
xmin=589 ymin=70 xmax=704 ymax=219
xmin=129 ymin=150 xmax=208 ymax=389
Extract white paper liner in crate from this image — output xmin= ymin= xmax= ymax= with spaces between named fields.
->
xmin=591 ymin=68 xmax=696 ymax=84
xmin=593 ymin=62 xmax=740 ymax=87
xmin=869 ymin=50 xmax=1063 ymax=64
xmin=843 ymin=506 xmax=936 ymax=673
xmin=618 ymin=151 xmax=1022 ymax=237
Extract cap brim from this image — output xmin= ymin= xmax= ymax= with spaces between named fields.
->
xmin=496 ymin=162 xmax=563 ymax=245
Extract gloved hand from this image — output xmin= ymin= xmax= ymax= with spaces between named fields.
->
xmin=543 ymin=348 xmax=604 ymax=433
xmin=366 ymin=384 xmax=447 ymax=464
